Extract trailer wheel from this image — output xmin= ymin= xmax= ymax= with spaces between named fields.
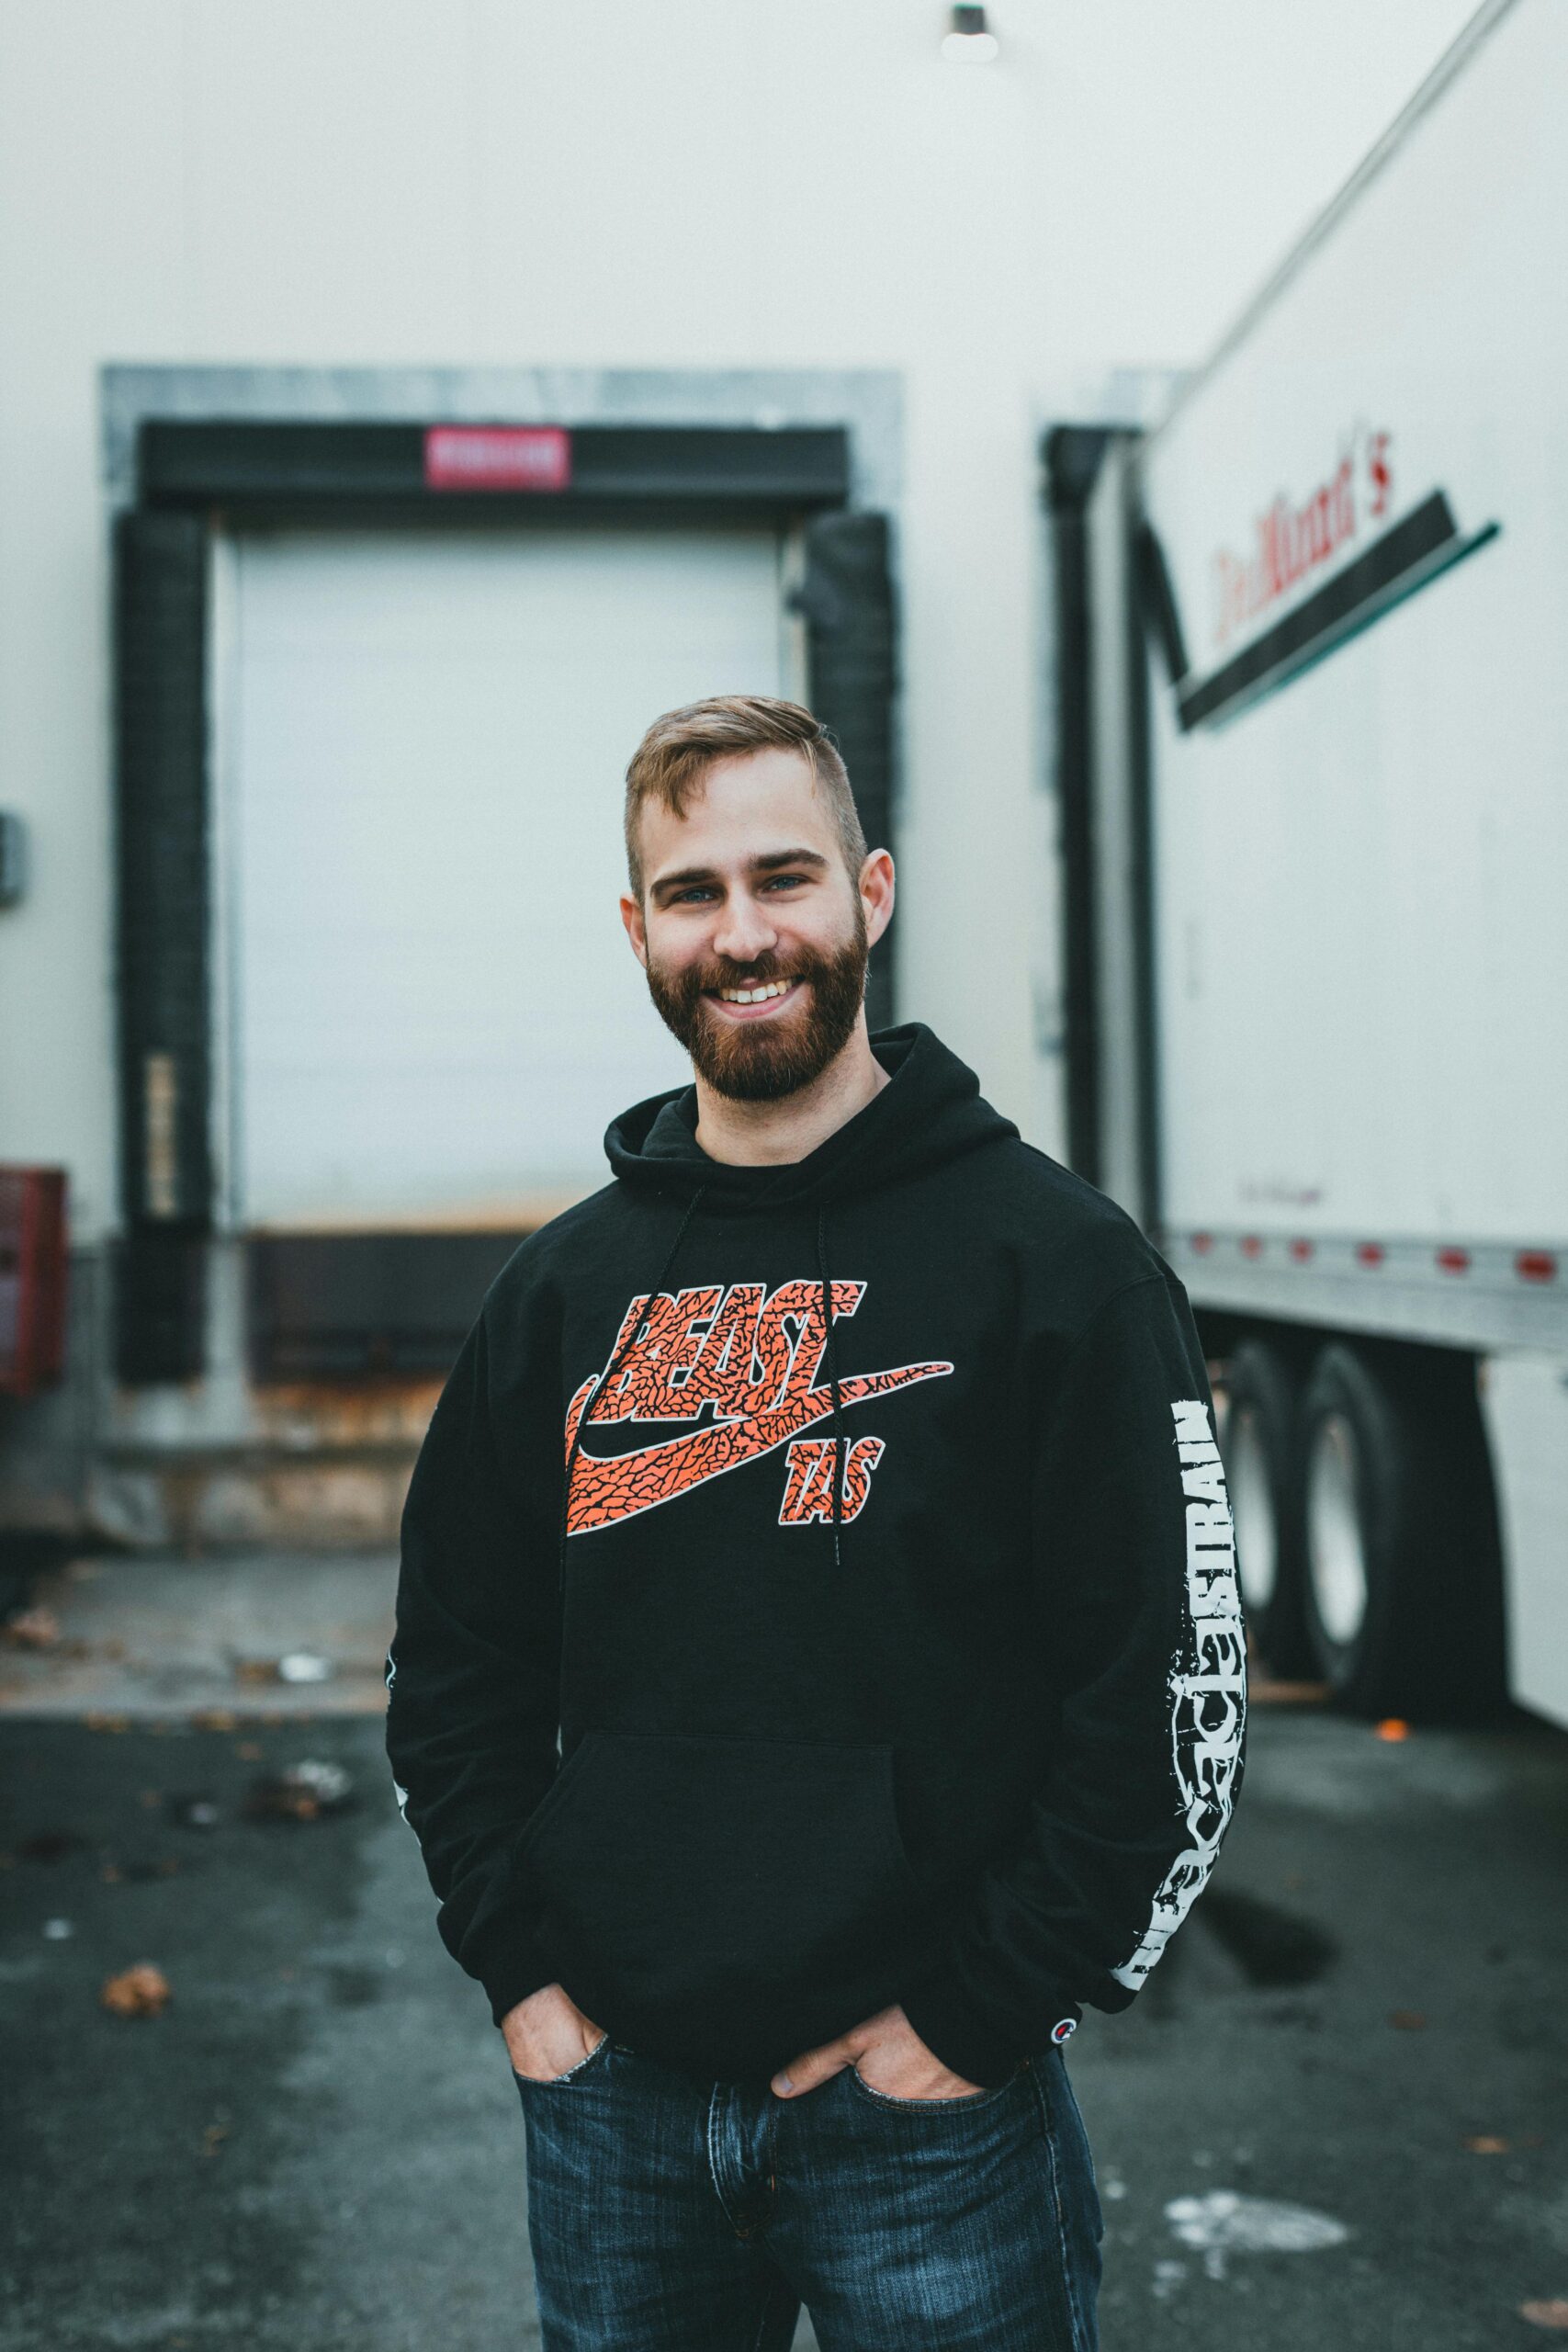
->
xmin=1299 ymin=1343 xmax=1505 ymax=1721
xmin=1217 ymin=1339 xmax=1313 ymax=1677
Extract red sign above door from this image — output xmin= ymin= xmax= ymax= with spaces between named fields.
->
xmin=423 ymin=426 xmax=572 ymax=493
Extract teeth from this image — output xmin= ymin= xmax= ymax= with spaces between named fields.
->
xmin=718 ymin=980 xmax=793 ymax=1004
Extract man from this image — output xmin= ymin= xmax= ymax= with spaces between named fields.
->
xmin=385 ymin=695 xmax=1246 ymax=2351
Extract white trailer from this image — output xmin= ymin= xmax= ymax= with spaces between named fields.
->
xmin=1051 ymin=0 xmax=1568 ymax=1726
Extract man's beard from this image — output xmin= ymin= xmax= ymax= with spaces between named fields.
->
xmin=643 ymin=904 xmax=870 ymax=1102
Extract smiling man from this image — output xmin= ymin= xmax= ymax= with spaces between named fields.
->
xmin=385 ymin=694 xmax=1246 ymax=2351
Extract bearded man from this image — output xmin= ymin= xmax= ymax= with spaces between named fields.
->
xmin=385 ymin=694 xmax=1246 ymax=2351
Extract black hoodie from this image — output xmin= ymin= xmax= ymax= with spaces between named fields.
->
xmin=384 ymin=1022 xmax=1247 ymax=2086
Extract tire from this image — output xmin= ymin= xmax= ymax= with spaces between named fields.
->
xmin=1216 ymin=1337 xmax=1314 ymax=1678
xmin=1298 ymin=1341 xmax=1506 ymax=1722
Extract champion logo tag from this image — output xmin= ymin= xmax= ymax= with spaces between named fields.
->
xmin=1051 ymin=2018 xmax=1077 ymax=2044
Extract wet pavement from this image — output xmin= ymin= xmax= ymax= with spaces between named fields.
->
xmin=2 ymin=1566 xmax=1566 ymax=2349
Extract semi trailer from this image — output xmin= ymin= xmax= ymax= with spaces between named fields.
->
xmin=1048 ymin=0 xmax=1568 ymax=1726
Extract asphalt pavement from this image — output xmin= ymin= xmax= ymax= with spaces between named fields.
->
xmin=2 ymin=1564 xmax=1566 ymax=2350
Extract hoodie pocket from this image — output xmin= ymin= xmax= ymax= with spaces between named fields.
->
xmin=516 ymin=1728 xmax=929 ymax=2077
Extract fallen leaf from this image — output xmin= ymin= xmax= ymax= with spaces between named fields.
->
xmin=1375 ymin=1718 xmax=1410 ymax=1742
xmin=101 ymin=1962 xmax=171 ymax=2018
xmin=1463 ymin=2135 xmax=1508 ymax=2154
xmin=1388 ymin=2011 xmax=1427 ymax=2030
xmin=236 ymin=1742 xmax=263 ymax=1762
xmin=1520 ymin=2301 xmax=1568 ymax=2329
xmin=190 ymin=1709 xmax=237 ymax=1733
xmin=85 ymin=1712 xmax=131 ymax=1734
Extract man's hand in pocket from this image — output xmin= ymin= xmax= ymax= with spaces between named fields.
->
xmin=770 ymin=2003 xmax=989 ymax=2100
xmin=501 ymin=1982 xmax=607 ymax=2081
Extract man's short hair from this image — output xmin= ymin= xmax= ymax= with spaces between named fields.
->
xmin=624 ymin=695 xmax=869 ymax=899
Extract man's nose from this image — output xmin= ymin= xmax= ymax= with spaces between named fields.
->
xmin=712 ymin=892 xmax=780 ymax=965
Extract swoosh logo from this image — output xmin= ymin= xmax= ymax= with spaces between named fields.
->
xmin=565 ymin=1358 xmax=953 ymax=1535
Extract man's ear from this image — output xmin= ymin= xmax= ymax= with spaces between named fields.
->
xmin=620 ymin=890 xmax=649 ymax=968
xmin=859 ymin=848 xmax=896 ymax=950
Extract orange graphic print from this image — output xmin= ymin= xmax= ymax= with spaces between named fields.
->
xmin=564 ymin=1278 xmax=953 ymax=1536
xmin=779 ymin=1434 xmax=886 ymax=1525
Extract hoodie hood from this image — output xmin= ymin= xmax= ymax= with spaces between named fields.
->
xmin=603 ymin=1021 xmax=1019 ymax=1212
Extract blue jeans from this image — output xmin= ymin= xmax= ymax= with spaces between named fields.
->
xmin=514 ymin=2034 xmax=1102 ymax=2351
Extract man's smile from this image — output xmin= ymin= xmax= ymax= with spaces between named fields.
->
xmin=704 ymin=977 xmax=807 ymax=1022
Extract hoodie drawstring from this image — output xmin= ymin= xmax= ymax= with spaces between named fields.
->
xmin=557 ymin=1183 xmax=710 ymax=1609
xmin=815 ymin=1205 xmax=846 ymax=1572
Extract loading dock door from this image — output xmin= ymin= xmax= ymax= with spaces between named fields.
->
xmin=224 ymin=524 xmax=790 ymax=1228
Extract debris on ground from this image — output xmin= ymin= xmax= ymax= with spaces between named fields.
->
xmin=100 ymin=1962 xmax=171 ymax=2018
xmin=1388 ymin=2009 xmax=1428 ymax=2030
xmin=1521 ymin=2303 xmax=1568 ymax=2330
xmin=234 ymin=1653 xmax=336 ymax=1687
xmin=0 ymin=1606 xmax=62 ymax=1648
xmin=43 ymin=1917 xmax=74 ymax=1940
xmin=170 ymin=1796 xmax=220 ymax=1830
xmin=18 ymin=1829 xmax=88 ymax=1864
xmin=1463 ymin=2134 xmax=1510 ymax=2154
xmin=243 ymin=1758 xmax=354 ymax=1822
xmin=276 ymin=1652 xmax=333 ymax=1685
xmin=1165 ymin=2189 xmax=1349 ymax=2280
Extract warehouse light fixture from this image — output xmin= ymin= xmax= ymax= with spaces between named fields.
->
xmin=942 ymin=4 xmax=999 ymax=63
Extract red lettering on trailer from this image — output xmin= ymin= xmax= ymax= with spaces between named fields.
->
xmin=1516 ymin=1251 xmax=1558 ymax=1283
xmin=1436 ymin=1247 xmax=1471 ymax=1274
xmin=1211 ymin=427 xmax=1393 ymax=650
xmin=1356 ymin=1242 xmax=1385 ymax=1267
xmin=1239 ymin=1235 xmax=1263 ymax=1259
xmin=1289 ymin=1238 xmax=1314 ymax=1261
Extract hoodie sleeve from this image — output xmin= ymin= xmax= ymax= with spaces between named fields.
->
xmin=384 ymin=1288 xmax=566 ymax=2029
xmin=898 ymin=1268 xmax=1247 ymax=2086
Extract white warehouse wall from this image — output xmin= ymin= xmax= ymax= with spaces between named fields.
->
xmin=0 ymin=0 xmax=1478 ymax=1246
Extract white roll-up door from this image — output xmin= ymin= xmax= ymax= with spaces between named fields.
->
xmin=220 ymin=524 xmax=790 ymax=1227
